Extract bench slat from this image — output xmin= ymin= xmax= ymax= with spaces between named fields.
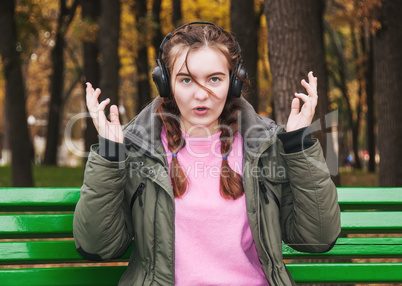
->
xmin=2 ymin=212 xmax=402 ymax=238
xmin=282 ymin=237 xmax=402 ymax=259
xmin=1 ymin=187 xmax=401 ymax=211
xmin=0 ymin=188 xmax=79 ymax=212
xmin=287 ymin=263 xmax=402 ymax=283
xmin=0 ymin=214 xmax=73 ymax=238
xmin=2 ymin=237 xmax=401 ymax=264
xmin=1 ymin=263 xmax=401 ymax=285
xmin=0 ymin=241 xmax=96 ymax=264
xmin=0 ymin=266 xmax=126 ymax=286
xmin=337 ymin=187 xmax=402 ymax=210
xmin=341 ymin=211 xmax=402 ymax=233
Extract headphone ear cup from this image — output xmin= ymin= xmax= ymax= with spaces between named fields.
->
xmin=152 ymin=60 xmax=171 ymax=97
xmin=228 ymin=61 xmax=247 ymax=98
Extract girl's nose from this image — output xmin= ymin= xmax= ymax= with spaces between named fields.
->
xmin=193 ymin=85 xmax=209 ymax=101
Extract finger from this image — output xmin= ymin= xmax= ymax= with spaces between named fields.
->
xmin=301 ymin=79 xmax=318 ymax=98
xmin=86 ymin=82 xmax=93 ymax=91
xmin=89 ymin=98 xmax=109 ymax=130
xmin=93 ymin=88 xmax=102 ymax=102
xmin=304 ymin=74 xmax=318 ymax=107
xmin=98 ymin=98 xmax=110 ymax=112
xmin=88 ymin=90 xmax=104 ymax=112
xmin=86 ymin=85 xmax=102 ymax=110
xmin=290 ymin=97 xmax=300 ymax=115
xmin=302 ymin=71 xmax=318 ymax=94
xmin=296 ymin=91 xmax=318 ymax=113
xmin=110 ymin=105 xmax=121 ymax=125
xmin=85 ymin=83 xmax=98 ymax=99
xmin=85 ymin=82 xmax=94 ymax=106
xmin=294 ymin=92 xmax=309 ymax=103
xmin=308 ymin=71 xmax=318 ymax=92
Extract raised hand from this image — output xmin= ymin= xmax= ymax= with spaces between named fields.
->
xmin=86 ymin=82 xmax=124 ymax=143
xmin=286 ymin=71 xmax=318 ymax=132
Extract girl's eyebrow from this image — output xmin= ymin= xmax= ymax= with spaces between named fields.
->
xmin=176 ymin=72 xmax=226 ymax=77
xmin=209 ymin=72 xmax=226 ymax=77
xmin=176 ymin=72 xmax=191 ymax=77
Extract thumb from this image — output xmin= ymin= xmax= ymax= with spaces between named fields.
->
xmin=290 ymin=97 xmax=300 ymax=116
xmin=110 ymin=105 xmax=121 ymax=125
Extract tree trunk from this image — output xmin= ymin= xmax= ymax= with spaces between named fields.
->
xmin=230 ymin=0 xmax=259 ymax=112
xmin=133 ymin=0 xmax=151 ymax=114
xmin=43 ymin=0 xmax=78 ymax=165
xmin=172 ymin=0 xmax=182 ymax=27
xmin=373 ymin=0 xmax=402 ymax=187
xmin=265 ymin=1 xmax=345 ymax=282
xmin=265 ymin=0 xmax=328 ymax=137
xmin=350 ymin=25 xmax=363 ymax=170
xmin=43 ymin=32 xmax=64 ymax=165
xmin=151 ymin=0 xmax=163 ymax=55
xmin=360 ymin=23 xmax=376 ymax=173
xmin=365 ymin=34 xmax=376 ymax=173
xmin=99 ymin=0 xmax=120 ymax=116
xmin=82 ymin=0 xmax=100 ymax=162
xmin=0 ymin=0 xmax=33 ymax=186
xmin=265 ymin=0 xmax=339 ymax=182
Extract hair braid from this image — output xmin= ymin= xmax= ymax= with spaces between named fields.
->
xmin=157 ymin=99 xmax=188 ymax=197
xmin=219 ymin=98 xmax=244 ymax=199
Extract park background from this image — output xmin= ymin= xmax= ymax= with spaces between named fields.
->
xmin=0 ymin=0 xmax=401 ymax=188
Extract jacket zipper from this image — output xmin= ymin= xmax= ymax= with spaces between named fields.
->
xmin=259 ymin=182 xmax=270 ymax=204
xmin=130 ymin=183 xmax=146 ymax=210
xmin=255 ymin=176 xmax=278 ymax=285
xmin=128 ymin=137 xmax=180 ymax=284
xmin=259 ymin=182 xmax=280 ymax=209
xmin=141 ymin=271 xmax=147 ymax=285
xmin=130 ymin=142 xmax=176 ymax=284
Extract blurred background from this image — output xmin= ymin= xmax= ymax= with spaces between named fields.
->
xmin=0 ymin=0 xmax=401 ymax=188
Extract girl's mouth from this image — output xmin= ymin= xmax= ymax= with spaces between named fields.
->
xmin=193 ymin=107 xmax=208 ymax=115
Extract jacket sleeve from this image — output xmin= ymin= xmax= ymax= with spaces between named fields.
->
xmin=73 ymin=144 xmax=134 ymax=261
xmin=279 ymin=139 xmax=341 ymax=253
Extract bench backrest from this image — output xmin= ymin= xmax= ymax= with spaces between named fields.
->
xmin=1 ymin=187 xmax=402 ymax=285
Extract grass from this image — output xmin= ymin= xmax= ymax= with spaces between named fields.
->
xmin=0 ymin=165 xmax=85 ymax=187
xmin=339 ymin=168 xmax=378 ymax=187
xmin=0 ymin=165 xmax=378 ymax=187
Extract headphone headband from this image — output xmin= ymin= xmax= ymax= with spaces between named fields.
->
xmin=157 ymin=21 xmax=240 ymax=59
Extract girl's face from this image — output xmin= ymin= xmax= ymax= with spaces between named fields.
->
xmin=171 ymin=47 xmax=230 ymax=137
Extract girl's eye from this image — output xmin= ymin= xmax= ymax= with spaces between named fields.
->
xmin=182 ymin=78 xmax=192 ymax=84
xmin=210 ymin=77 xmax=220 ymax=83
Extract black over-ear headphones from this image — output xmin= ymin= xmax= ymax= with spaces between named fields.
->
xmin=152 ymin=21 xmax=247 ymax=98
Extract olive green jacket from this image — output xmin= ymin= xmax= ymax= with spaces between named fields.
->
xmin=73 ymin=97 xmax=341 ymax=286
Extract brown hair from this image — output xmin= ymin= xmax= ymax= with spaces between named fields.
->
xmin=157 ymin=24 xmax=245 ymax=199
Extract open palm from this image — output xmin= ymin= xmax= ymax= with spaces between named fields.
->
xmin=86 ymin=83 xmax=124 ymax=143
xmin=286 ymin=71 xmax=318 ymax=132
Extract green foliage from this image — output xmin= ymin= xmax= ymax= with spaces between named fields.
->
xmin=181 ymin=0 xmax=230 ymax=27
xmin=74 ymin=14 xmax=98 ymax=43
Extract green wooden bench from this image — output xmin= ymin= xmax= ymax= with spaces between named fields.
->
xmin=1 ymin=187 xmax=401 ymax=285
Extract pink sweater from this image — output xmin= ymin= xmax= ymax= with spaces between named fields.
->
xmin=161 ymin=128 xmax=269 ymax=286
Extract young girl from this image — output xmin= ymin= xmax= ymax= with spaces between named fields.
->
xmin=74 ymin=22 xmax=341 ymax=285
